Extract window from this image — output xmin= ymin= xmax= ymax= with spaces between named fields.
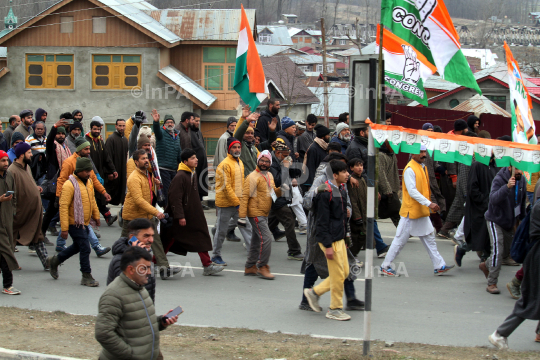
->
xmin=299 ymin=66 xmax=309 ymax=73
xmin=60 ymin=17 xmax=73 ymax=33
xmin=339 ymin=39 xmax=347 ymax=45
xmin=292 ymin=37 xmax=298 ymax=43
xmin=202 ymin=47 xmax=236 ymax=92
xmin=26 ymin=54 xmax=74 ymax=89
xmin=92 ymin=55 xmax=141 ymax=90
xmin=304 ymin=37 xmax=312 ymax=43
xmin=327 ymin=63 xmax=334 ymax=72
xmin=93 ymin=17 xmax=106 ymax=34
xmin=258 ymin=34 xmax=272 ymax=43
xmin=316 ymin=64 xmax=324 ymax=72
xmin=485 ymin=95 xmax=507 ymax=110
xmin=105 ymin=124 xmax=115 ymax=139
xmin=449 ymin=99 xmax=460 ymax=108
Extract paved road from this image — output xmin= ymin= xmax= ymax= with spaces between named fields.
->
xmin=3 ymin=206 xmax=539 ymax=352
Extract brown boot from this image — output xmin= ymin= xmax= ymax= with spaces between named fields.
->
xmin=486 ymin=284 xmax=500 ymax=294
xmin=257 ymin=265 xmax=275 ymax=280
xmin=244 ymin=265 xmax=257 ymax=276
xmin=479 ymin=262 xmax=489 ymax=279
xmin=535 ymin=333 xmax=540 ymax=343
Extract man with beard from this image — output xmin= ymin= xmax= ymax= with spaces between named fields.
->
xmin=8 ymin=143 xmax=50 ymax=269
xmin=177 ymin=111 xmax=193 ymax=150
xmin=189 ymin=114 xmax=209 ymax=203
xmin=467 ymin=115 xmax=480 ymax=134
xmin=86 ymin=120 xmax=117 ymax=226
xmin=378 ymin=140 xmax=401 ymax=228
xmin=48 ymin=157 xmax=101 ymax=287
xmin=380 ymin=146 xmax=454 ymax=277
xmin=3 ymin=115 xmax=20 ymax=149
xmin=256 ymin=99 xmax=281 ymax=142
xmin=7 ymin=132 xmax=24 ymax=163
xmin=303 ymin=124 xmax=331 ymax=189
xmin=346 ymin=122 xmax=369 ymax=170
xmin=276 ymin=117 xmax=298 ymax=160
xmin=42 ymin=116 xmax=71 ymax=238
xmin=297 ymin=115 xmax=318 ymax=171
xmin=454 ymin=154 xmax=499 ymax=267
xmin=72 ymin=110 xmax=83 ymax=122
xmin=65 ymin=121 xmax=83 ymax=153
xmin=481 ymin=166 xmax=527 ymax=294
xmin=26 ymin=121 xmax=47 ymax=185
xmin=330 ymin=123 xmax=350 ymax=154
xmin=234 ymin=110 xmax=261 ymax=177
xmin=105 ymin=119 xmax=129 ymax=206
xmin=15 ymin=110 xmax=33 ymax=139
xmin=152 ymin=110 xmax=182 ymax=208
xmin=215 ymin=117 xmax=237 ymax=167
xmin=0 ymin=150 xmax=20 ymax=295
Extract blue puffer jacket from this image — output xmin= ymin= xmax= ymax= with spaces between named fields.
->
xmin=153 ymin=120 xmax=182 ymax=171
xmin=330 ymin=136 xmax=348 ymax=154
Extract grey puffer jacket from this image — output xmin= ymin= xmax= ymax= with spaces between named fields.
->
xmin=96 ymin=273 xmax=166 ymax=360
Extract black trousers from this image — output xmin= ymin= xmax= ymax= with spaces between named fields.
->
xmin=159 ymin=168 xmax=176 ymax=208
xmin=268 ymin=206 xmax=302 ymax=256
xmin=350 ymin=221 xmax=365 ymax=257
xmin=0 ymin=254 xmax=13 ymax=289
xmin=42 ymin=197 xmax=58 ymax=234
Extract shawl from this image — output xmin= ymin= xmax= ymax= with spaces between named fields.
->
xmin=69 ymin=175 xmax=84 ymax=227
xmin=55 ymin=141 xmax=72 ymax=170
xmin=85 ymin=131 xmax=104 ymax=151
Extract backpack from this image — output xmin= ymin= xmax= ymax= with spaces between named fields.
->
xmin=510 ymin=201 xmax=539 ymax=263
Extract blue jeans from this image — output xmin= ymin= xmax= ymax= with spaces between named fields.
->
xmin=527 ymin=191 xmax=535 ymax=205
xmin=374 ymin=220 xmax=388 ymax=253
xmin=57 ymin=225 xmax=91 ymax=273
xmin=57 ymin=224 xmax=99 ymax=249
xmin=301 ymin=264 xmax=356 ymax=303
xmin=50 ymin=212 xmax=59 ymax=228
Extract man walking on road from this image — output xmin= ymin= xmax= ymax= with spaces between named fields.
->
xmin=48 ymin=157 xmax=100 ymax=287
xmin=104 ymin=119 xmax=129 ymax=206
xmin=380 ymin=145 xmax=454 ymax=277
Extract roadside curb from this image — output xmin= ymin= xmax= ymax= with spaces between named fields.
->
xmin=0 ymin=347 xmax=87 ymax=360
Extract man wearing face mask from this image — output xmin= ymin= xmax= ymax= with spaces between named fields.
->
xmin=330 ymin=122 xmax=350 ymax=154
xmin=256 ymin=99 xmax=281 ymax=142
xmin=481 ymin=166 xmax=527 ymax=294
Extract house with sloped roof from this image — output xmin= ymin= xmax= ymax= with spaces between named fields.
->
xmin=288 ymin=27 xmax=320 ymax=49
xmin=256 ymin=25 xmax=293 ymax=46
xmin=0 ymin=0 xmax=260 ymax=147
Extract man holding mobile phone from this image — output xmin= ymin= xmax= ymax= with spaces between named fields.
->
xmin=96 ymin=247 xmax=179 ymax=360
xmin=0 ymin=150 xmax=20 ymax=295
xmin=107 ymin=218 xmax=157 ymax=302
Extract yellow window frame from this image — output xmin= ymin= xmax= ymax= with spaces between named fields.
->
xmin=26 ymin=54 xmax=74 ymax=89
xmin=92 ymin=55 xmax=141 ymax=90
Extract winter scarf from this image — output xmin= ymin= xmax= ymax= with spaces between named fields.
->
xmin=55 ymin=141 xmax=72 ymax=169
xmin=313 ymin=137 xmax=329 ymax=151
xmin=69 ymin=175 xmax=85 ymax=227
xmin=85 ymin=131 xmax=104 ymax=151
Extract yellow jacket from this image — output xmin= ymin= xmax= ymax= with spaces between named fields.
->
xmin=527 ymin=171 xmax=540 ymax=192
xmin=56 ymin=153 xmax=106 ymax=197
xmin=215 ymin=154 xmax=245 ymax=208
xmin=123 ymin=167 xmax=159 ymax=221
xmin=399 ymin=160 xmax=431 ymax=219
xmin=59 ymin=175 xmax=100 ymax=231
xmin=239 ymin=169 xmax=281 ymax=218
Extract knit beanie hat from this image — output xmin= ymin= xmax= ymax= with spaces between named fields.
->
xmin=227 ymin=137 xmax=241 ymax=152
xmin=257 ymin=150 xmax=272 ymax=165
xmin=454 ymin=119 xmax=468 ymax=132
xmin=227 ymin=117 xmax=237 ymax=127
xmin=69 ymin=122 xmax=83 ymax=133
xmin=92 ymin=116 xmax=105 ymax=126
xmin=75 ymin=137 xmax=90 ymax=152
xmin=11 ymin=132 xmax=25 ymax=146
xmin=0 ymin=150 xmax=8 ymax=159
xmin=75 ymin=157 xmax=93 ymax=173
xmin=281 ymin=116 xmax=295 ymax=130
xmin=422 ymin=123 xmax=434 ymax=131
xmin=335 ymin=122 xmax=349 ymax=136
xmin=273 ymin=141 xmax=289 ymax=152
xmin=164 ymin=114 xmax=175 ymax=123
xmin=14 ymin=142 xmax=31 ymax=158
xmin=137 ymin=135 xmax=151 ymax=149
xmin=296 ymin=120 xmax=306 ymax=131
xmin=57 ymin=126 xmax=66 ymax=134
xmin=315 ymin=124 xmax=330 ymax=138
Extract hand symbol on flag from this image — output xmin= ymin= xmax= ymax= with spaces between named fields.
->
xmin=402 ymin=45 xmax=420 ymax=84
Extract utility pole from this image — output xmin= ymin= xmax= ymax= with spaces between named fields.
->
xmin=321 ymin=17 xmax=329 ymax=128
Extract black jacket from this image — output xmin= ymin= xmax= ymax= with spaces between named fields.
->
xmin=276 ymin=130 xmax=295 ymax=157
xmin=270 ymin=152 xmax=292 ymax=210
xmin=346 ymin=136 xmax=368 ymax=171
xmin=304 ymin=140 xmax=328 ymax=186
xmin=314 ymin=182 xmax=348 ymax=248
xmin=256 ymin=110 xmax=281 ymax=142
xmin=107 ymin=238 xmax=156 ymax=303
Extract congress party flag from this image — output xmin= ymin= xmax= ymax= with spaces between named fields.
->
xmin=433 ymin=138 xmax=456 ymax=163
xmin=493 ymin=145 xmax=512 ymax=167
xmin=234 ymin=5 xmax=269 ymax=111
xmin=381 ymin=0 xmax=481 ymax=95
xmin=504 ymin=42 xmax=537 ymax=145
xmin=387 ymin=130 xmax=403 ymax=153
xmin=400 ymin=132 xmax=422 ymax=154
xmin=376 ymin=25 xmax=436 ymax=106
xmin=474 ymin=143 xmax=493 ymax=166
xmin=372 ymin=128 xmax=388 ymax=148
xmin=454 ymin=140 xmax=474 ymax=166
xmin=420 ymin=135 xmax=436 ymax=156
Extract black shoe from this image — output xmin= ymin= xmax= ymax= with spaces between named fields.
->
xmin=43 ymin=237 xmax=54 ymax=246
xmin=159 ymin=267 xmax=182 ymax=280
xmin=272 ymin=228 xmax=286 ymax=241
xmin=226 ymin=230 xmax=241 ymax=242
xmin=48 ymin=226 xmax=59 ymax=236
xmin=202 ymin=204 xmax=210 ymax=210
xmin=346 ymin=298 xmax=365 ymax=311
xmin=377 ymin=245 xmax=390 ymax=258
xmin=454 ymin=245 xmax=465 ymax=267
xmin=106 ymin=215 xmax=118 ymax=226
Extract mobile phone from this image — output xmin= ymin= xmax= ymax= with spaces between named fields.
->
xmin=4 ymin=191 xmax=14 ymax=196
xmin=69 ymin=119 xmax=74 ymax=124
xmin=163 ymin=306 xmax=183 ymax=320
xmin=128 ymin=236 xmax=138 ymax=245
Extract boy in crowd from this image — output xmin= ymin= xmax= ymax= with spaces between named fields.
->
xmin=347 ymin=158 xmax=367 ymax=259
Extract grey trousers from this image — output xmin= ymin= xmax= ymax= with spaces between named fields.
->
xmin=486 ymin=221 xmax=514 ymax=286
xmin=246 ymin=216 xmax=273 ymax=268
xmin=497 ymin=312 xmax=540 ymax=337
xmin=213 ymin=206 xmax=252 ymax=257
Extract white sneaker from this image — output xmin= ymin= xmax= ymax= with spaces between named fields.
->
xmin=303 ymin=288 xmax=322 ymax=312
xmin=326 ymin=308 xmax=351 ymax=321
xmin=203 ymin=264 xmax=224 ymax=276
xmin=488 ymin=331 xmax=508 ymax=350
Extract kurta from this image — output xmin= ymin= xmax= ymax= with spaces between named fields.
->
xmin=189 ymin=127 xmax=209 ymax=197
xmin=445 ymin=162 xmax=471 ymax=224
xmin=464 ymin=160 xmax=499 ymax=251
xmin=400 ymin=166 xmax=434 ymax=236
xmin=214 ymin=131 xmax=232 ymax=168
xmin=8 ymin=161 xmax=45 ymax=245
xmin=0 ymin=171 xmax=19 ymax=270
xmin=104 ymin=131 xmax=129 ymax=205
xmin=86 ymin=134 xmax=116 ymax=178
xmin=163 ymin=168 xmax=212 ymax=254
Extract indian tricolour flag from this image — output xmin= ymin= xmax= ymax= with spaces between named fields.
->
xmin=376 ymin=25 xmax=436 ymax=106
xmin=382 ymin=0 xmax=481 ymax=95
xmin=234 ymin=5 xmax=269 ymax=110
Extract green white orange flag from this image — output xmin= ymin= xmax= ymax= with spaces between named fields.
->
xmin=381 ymin=0 xmax=481 ymax=96
xmin=376 ymin=25 xmax=436 ymax=106
xmin=234 ymin=5 xmax=269 ymax=111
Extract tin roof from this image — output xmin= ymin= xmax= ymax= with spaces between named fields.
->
xmin=331 ymin=47 xmax=360 ymax=57
xmin=288 ymin=54 xmax=339 ymax=65
xmin=0 ymin=47 xmax=6 ymax=58
xmin=147 ymin=9 xmax=256 ymax=41
xmin=257 ymin=44 xmax=292 ymax=57
xmin=309 ymin=86 xmax=350 ymax=118
xmin=256 ymin=25 xmax=293 ymax=45
xmin=451 ymin=94 xmax=511 ymax=117
xmin=158 ymin=65 xmax=217 ymax=109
